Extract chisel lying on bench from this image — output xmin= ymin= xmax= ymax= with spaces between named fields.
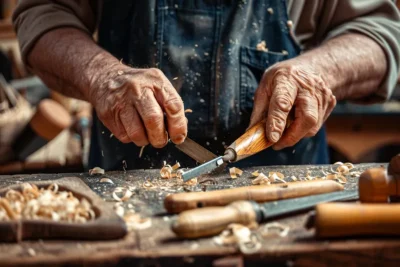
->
xmin=165 ymin=180 xmax=344 ymax=213
xmin=171 ymin=189 xmax=358 ymax=239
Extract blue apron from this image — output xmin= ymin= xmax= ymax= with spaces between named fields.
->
xmin=90 ymin=0 xmax=329 ymax=171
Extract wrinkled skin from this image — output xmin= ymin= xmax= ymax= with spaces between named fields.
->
xmin=249 ymin=59 xmax=337 ymax=150
xmin=88 ymin=65 xmax=187 ymax=147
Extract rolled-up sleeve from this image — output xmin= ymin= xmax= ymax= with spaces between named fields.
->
xmin=292 ymin=0 xmax=400 ymax=103
xmin=12 ymin=0 xmax=98 ymax=64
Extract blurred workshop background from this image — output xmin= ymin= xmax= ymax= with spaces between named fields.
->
xmin=0 ymin=1 xmax=399 ymax=175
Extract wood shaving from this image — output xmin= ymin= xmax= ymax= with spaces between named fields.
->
xmin=350 ymin=171 xmax=362 ymax=177
xmin=213 ymin=223 xmax=261 ymax=254
xmin=27 ymin=248 xmax=36 ymax=257
xmin=256 ymin=41 xmax=268 ymax=52
xmin=261 ymin=222 xmax=290 ymax=238
xmin=184 ymin=178 xmax=198 ymax=186
xmin=139 ymin=146 xmax=146 ymax=158
xmin=267 ymin=7 xmax=274 ymax=14
xmin=143 ymin=180 xmax=155 ymax=189
xmin=172 ymin=162 xmax=181 ymax=170
xmin=99 ymin=178 xmax=114 ymax=184
xmin=0 ymin=183 xmax=95 ymax=223
xmin=268 ymin=172 xmax=286 ymax=183
xmin=89 ymin=167 xmax=105 ymax=175
xmin=229 ymin=167 xmax=243 ymax=179
xmin=251 ymin=170 xmax=260 ymax=177
xmin=112 ymin=187 xmax=133 ymax=202
xmin=123 ymin=212 xmax=152 ymax=230
xmin=184 ymin=109 xmax=193 ymax=113
xmin=252 ymin=173 xmax=270 ymax=185
xmin=289 ymin=176 xmax=297 ymax=181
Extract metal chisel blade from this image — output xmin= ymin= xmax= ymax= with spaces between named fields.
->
xmin=175 ymin=137 xmax=217 ymax=163
xmin=180 ymin=156 xmax=225 ymax=181
xmin=259 ymin=190 xmax=359 ymax=220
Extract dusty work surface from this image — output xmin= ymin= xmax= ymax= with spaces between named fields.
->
xmin=0 ymin=163 xmax=399 ymax=266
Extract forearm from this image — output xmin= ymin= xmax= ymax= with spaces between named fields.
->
xmin=28 ymin=28 xmax=121 ymax=101
xmin=296 ymin=33 xmax=387 ymax=101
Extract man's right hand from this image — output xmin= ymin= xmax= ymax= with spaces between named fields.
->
xmin=88 ymin=65 xmax=187 ymax=148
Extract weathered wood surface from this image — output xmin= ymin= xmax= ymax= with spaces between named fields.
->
xmin=0 ymin=163 xmax=400 ymax=266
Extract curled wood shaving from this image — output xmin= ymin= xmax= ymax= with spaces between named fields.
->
xmin=268 ymin=172 xmax=286 ymax=183
xmin=184 ymin=109 xmax=193 ymax=113
xmin=0 ymin=183 xmax=95 ymax=223
xmin=256 ymin=41 xmax=268 ymax=52
xmin=251 ymin=170 xmax=260 ymax=177
xmin=261 ymin=222 xmax=290 ymax=238
xmin=112 ymin=187 xmax=133 ymax=202
xmin=252 ymin=173 xmax=270 ymax=185
xmin=229 ymin=167 xmax=243 ymax=179
xmin=213 ymin=223 xmax=261 ymax=254
xmin=143 ymin=180 xmax=155 ymax=189
xmin=160 ymin=162 xmax=173 ymax=179
xmin=99 ymin=178 xmax=114 ymax=184
xmin=89 ymin=167 xmax=105 ymax=175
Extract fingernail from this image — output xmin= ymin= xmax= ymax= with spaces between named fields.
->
xmin=270 ymin=131 xmax=281 ymax=142
xmin=174 ymin=134 xmax=186 ymax=144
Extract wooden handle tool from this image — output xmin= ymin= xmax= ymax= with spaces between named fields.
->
xmin=180 ymin=115 xmax=293 ymax=181
xmin=308 ymin=154 xmax=400 ymax=238
xmin=165 ymin=180 xmax=343 ymax=213
xmin=311 ymin=203 xmax=400 ymax=238
xmin=358 ymin=154 xmax=400 ymax=203
xmin=172 ymin=190 xmax=357 ymax=238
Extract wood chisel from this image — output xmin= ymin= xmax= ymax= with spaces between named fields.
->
xmin=164 ymin=180 xmax=344 ymax=213
xmin=171 ymin=189 xmax=358 ymax=238
xmin=178 ymin=119 xmax=276 ymax=181
xmin=307 ymin=154 xmax=400 ymax=238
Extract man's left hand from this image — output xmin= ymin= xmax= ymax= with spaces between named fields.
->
xmin=248 ymin=59 xmax=337 ymax=150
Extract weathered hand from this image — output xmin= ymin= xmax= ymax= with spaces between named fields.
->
xmin=249 ymin=60 xmax=336 ymax=150
xmin=89 ymin=65 xmax=187 ymax=148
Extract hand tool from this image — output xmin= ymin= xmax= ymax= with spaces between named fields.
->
xmin=165 ymin=180 xmax=344 ymax=213
xmin=178 ymin=119 xmax=276 ymax=181
xmin=171 ymin=189 xmax=358 ymax=238
xmin=358 ymin=154 xmax=400 ymax=203
xmin=308 ymin=154 xmax=400 ymax=238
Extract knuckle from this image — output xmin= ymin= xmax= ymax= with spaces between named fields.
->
xmin=304 ymin=111 xmax=318 ymax=126
xmin=165 ymin=97 xmax=184 ymax=115
xmin=274 ymin=92 xmax=293 ymax=112
xmin=149 ymin=68 xmax=164 ymax=78
xmin=143 ymin=110 xmax=164 ymax=130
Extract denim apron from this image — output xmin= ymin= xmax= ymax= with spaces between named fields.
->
xmin=90 ymin=0 xmax=329 ymax=171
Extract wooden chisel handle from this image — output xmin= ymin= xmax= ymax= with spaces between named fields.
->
xmin=165 ymin=180 xmax=343 ymax=213
xmin=313 ymin=203 xmax=400 ymax=238
xmin=171 ymin=201 xmax=257 ymax=238
xmin=226 ymin=111 xmax=294 ymax=162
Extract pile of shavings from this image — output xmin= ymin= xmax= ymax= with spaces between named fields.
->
xmin=0 ymin=183 xmax=95 ymax=223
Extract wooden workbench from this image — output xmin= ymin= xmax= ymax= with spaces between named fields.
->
xmin=0 ymin=163 xmax=399 ymax=266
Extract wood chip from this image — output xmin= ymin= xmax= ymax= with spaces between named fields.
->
xmin=184 ymin=109 xmax=193 ymax=113
xmin=213 ymin=224 xmax=261 ymax=254
xmin=261 ymin=222 xmax=290 ymax=237
xmin=99 ymin=178 xmax=114 ymax=184
xmin=112 ymin=187 xmax=133 ymax=202
xmin=139 ymin=146 xmax=146 ymax=158
xmin=229 ymin=167 xmax=243 ymax=179
xmin=252 ymin=173 xmax=270 ymax=185
xmin=184 ymin=178 xmax=198 ymax=186
xmin=89 ymin=167 xmax=105 ymax=175
xmin=251 ymin=170 xmax=260 ymax=177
